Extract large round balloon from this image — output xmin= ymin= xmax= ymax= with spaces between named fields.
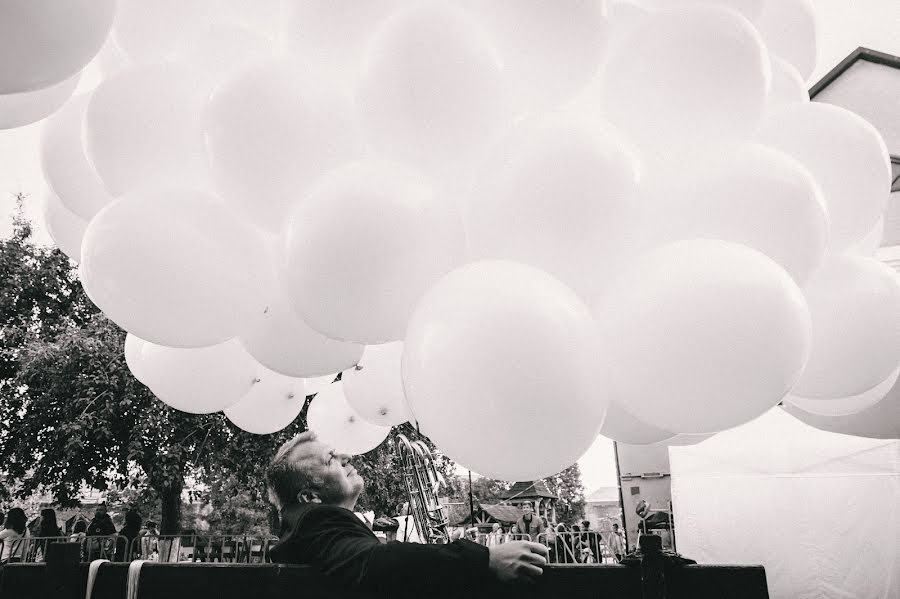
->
xmin=0 ymin=0 xmax=116 ymax=94
xmin=459 ymin=0 xmax=609 ymax=111
xmin=139 ymin=339 xmax=258 ymax=414
xmin=792 ymin=254 xmax=900 ymax=399
xmin=204 ymin=59 xmax=361 ymax=232
xmin=81 ymin=188 xmax=266 ymax=348
xmin=466 ymin=113 xmax=641 ymax=297
xmin=755 ymin=0 xmax=819 ymax=81
xmin=599 ymin=401 xmax=675 ymax=445
xmin=306 ymin=382 xmax=391 ymax=455
xmin=356 ymin=2 xmax=511 ymax=184
xmin=402 ymin=260 xmax=605 ymax=481
xmin=225 ymin=365 xmax=306 ymax=435
xmin=849 ymin=217 xmax=884 ymax=256
xmin=40 ymin=94 xmax=114 ymax=220
xmin=0 ymin=72 xmax=80 ymax=130
xmin=783 ymin=380 xmax=900 ymax=440
xmin=123 ymin=334 xmax=148 ymax=385
xmin=768 ymin=57 xmax=809 ymax=107
xmin=787 ymin=365 xmax=900 ymax=417
xmin=113 ymin=0 xmax=282 ymax=64
xmin=757 ymin=103 xmax=891 ymax=250
xmin=599 ymin=5 xmax=769 ymax=158
xmin=239 ymin=278 xmax=364 ymax=378
xmin=285 ymin=160 xmax=464 ymax=344
xmin=85 ymin=62 xmax=209 ymax=197
xmin=282 ymin=0 xmax=407 ymax=86
xmin=303 ymin=373 xmax=339 ymax=397
xmin=343 ymin=342 xmax=412 ymax=427
xmin=638 ymin=143 xmax=828 ymax=285
xmin=42 ymin=191 xmax=88 ymax=263
xmin=592 ymin=240 xmax=811 ymax=434
xmin=173 ymin=23 xmax=276 ymax=88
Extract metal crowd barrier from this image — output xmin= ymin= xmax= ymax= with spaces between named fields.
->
xmin=128 ymin=535 xmax=279 ymax=563
xmin=0 ymin=535 xmax=126 ymax=564
xmin=537 ymin=531 xmax=618 ymax=565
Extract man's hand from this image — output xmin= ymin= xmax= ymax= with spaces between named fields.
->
xmin=488 ymin=541 xmax=549 ymax=583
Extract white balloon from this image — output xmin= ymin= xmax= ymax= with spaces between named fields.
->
xmin=85 ymin=62 xmax=209 ymax=197
xmin=40 ymin=94 xmax=114 ymax=220
xmin=123 ymin=333 xmax=148 ymax=385
xmin=631 ymin=0 xmax=764 ymax=20
xmin=343 ymin=342 xmax=412 ymax=427
xmin=599 ymin=401 xmax=675 ymax=445
xmin=282 ymin=0 xmax=408 ymax=86
xmin=42 ymin=190 xmax=88 ymax=263
xmin=768 ymin=57 xmax=809 ymax=107
xmin=173 ymin=23 xmax=276 ymax=89
xmin=849 ymin=217 xmax=884 ymax=257
xmin=466 ymin=113 xmax=641 ymax=297
xmin=285 ymin=160 xmax=464 ymax=344
xmin=756 ymin=0 xmax=819 ymax=82
xmin=0 ymin=0 xmax=115 ymax=94
xmin=660 ymin=433 xmax=715 ymax=447
xmin=787 ymin=365 xmax=900 ymax=417
xmin=593 ymin=240 xmax=811 ymax=434
xmin=639 ymin=143 xmax=829 ymax=286
xmin=403 ymin=260 xmax=605 ymax=481
xmin=140 ymin=339 xmax=258 ymax=414
xmin=113 ymin=0 xmax=281 ymax=64
xmin=225 ymin=366 xmax=306 ymax=435
xmin=356 ymin=2 xmax=511 ymax=184
xmin=81 ymin=188 xmax=266 ymax=348
xmin=459 ymin=0 xmax=609 ymax=111
xmin=757 ymin=103 xmax=891 ymax=250
xmin=204 ymin=59 xmax=362 ymax=232
xmin=239 ymin=278 xmax=364 ymax=378
xmin=0 ymin=71 xmax=79 ymax=130
xmin=599 ymin=6 xmax=770 ymax=159
xmin=783 ymin=380 xmax=900 ymax=440
xmin=307 ymin=382 xmax=391 ymax=455
xmin=792 ymin=254 xmax=900 ymax=399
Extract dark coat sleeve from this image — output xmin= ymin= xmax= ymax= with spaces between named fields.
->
xmin=277 ymin=505 xmax=492 ymax=596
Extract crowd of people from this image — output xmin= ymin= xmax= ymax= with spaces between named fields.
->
xmin=0 ymin=504 xmax=160 ymax=564
xmin=451 ymin=514 xmax=627 ymax=564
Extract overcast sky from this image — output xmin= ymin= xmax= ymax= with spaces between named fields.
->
xmin=2 ymin=0 xmax=898 ymax=494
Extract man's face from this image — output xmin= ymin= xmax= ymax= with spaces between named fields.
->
xmin=289 ymin=438 xmax=364 ymax=504
xmin=95 ymin=507 xmax=106 ymax=518
xmin=523 ymin=505 xmax=533 ymax=516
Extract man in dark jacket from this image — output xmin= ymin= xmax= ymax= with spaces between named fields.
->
xmin=267 ymin=432 xmax=548 ymax=597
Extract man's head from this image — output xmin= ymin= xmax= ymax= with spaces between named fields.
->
xmin=582 ymin=520 xmax=591 ymax=530
xmin=94 ymin=504 xmax=107 ymax=519
xmin=523 ymin=504 xmax=533 ymax=517
xmin=266 ymin=431 xmax=363 ymax=511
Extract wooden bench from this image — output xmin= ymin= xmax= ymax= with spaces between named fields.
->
xmin=0 ymin=537 xmax=769 ymax=599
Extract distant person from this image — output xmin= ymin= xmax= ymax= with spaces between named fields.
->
xmin=514 ymin=504 xmax=544 ymax=541
xmin=86 ymin=504 xmax=116 ymax=560
xmin=486 ymin=523 xmax=504 ymax=547
xmin=69 ymin=520 xmax=87 ymax=542
xmin=608 ymin=523 xmax=626 ymax=562
xmin=0 ymin=507 xmax=27 ymax=563
xmin=552 ymin=523 xmax=576 ymax=564
xmin=581 ymin=520 xmax=601 ymax=564
xmin=141 ymin=520 xmax=160 ymax=560
xmin=116 ymin=509 xmax=143 ymax=561
xmin=35 ymin=508 xmax=63 ymax=561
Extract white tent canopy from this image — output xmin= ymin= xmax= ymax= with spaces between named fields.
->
xmin=670 ymin=408 xmax=900 ymax=599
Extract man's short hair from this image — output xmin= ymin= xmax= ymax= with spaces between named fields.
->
xmin=265 ymin=431 xmax=326 ymax=509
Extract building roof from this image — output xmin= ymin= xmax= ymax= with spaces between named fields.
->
xmin=585 ymin=486 xmax=620 ymax=504
xmin=479 ymin=503 xmax=525 ymax=524
xmin=499 ymin=481 xmax=557 ymax=501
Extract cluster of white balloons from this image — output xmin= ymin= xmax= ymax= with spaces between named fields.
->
xmin=3 ymin=0 xmax=898 ymax=480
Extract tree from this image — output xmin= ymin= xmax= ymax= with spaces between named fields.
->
xmin=542 ymin=464 xmax=586 ymax=524
xmin=0 ymin=206 xmax=464 ymax=533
